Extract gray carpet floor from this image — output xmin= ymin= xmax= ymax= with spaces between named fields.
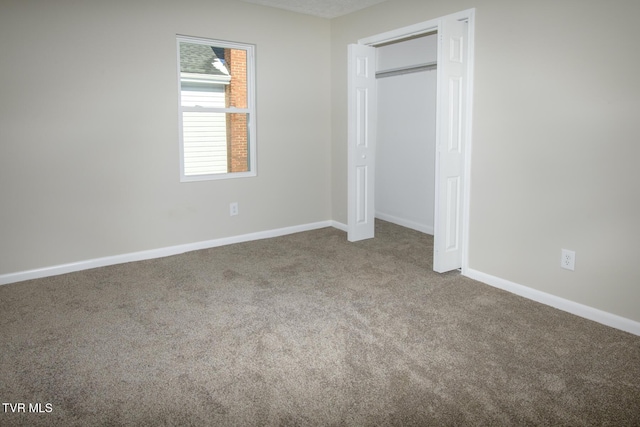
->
xmin=1 ymin=220 xmax=639 ymax=426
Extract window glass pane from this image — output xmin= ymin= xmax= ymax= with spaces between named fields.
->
xmin=183 ymin=111 xmax=228 ymax=175
xmin=182 ymin=112 xmax=249 ymax=176
xmin=179 ymin=42 xmax=247 ymax=108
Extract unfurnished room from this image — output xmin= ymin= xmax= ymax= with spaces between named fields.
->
xmin=1 ymin=0 xmax=639 ymax=425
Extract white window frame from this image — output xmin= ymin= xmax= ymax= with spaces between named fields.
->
xmin=177 ymin=35 xmax=257 ymax=182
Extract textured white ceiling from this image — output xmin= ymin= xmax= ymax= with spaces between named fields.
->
xmin=240 ymin=0 xmax=387 ymax=19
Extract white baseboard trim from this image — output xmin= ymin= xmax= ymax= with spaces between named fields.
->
xmin=330 ymin=220 xmax=348 ymax=232
xmin=464 ymin=268 xmax=640 ymax=336
xmin=375 ymin=212 xmax=434 ymax=235
xmin=0 ymin=220 xmax=335 ymax=286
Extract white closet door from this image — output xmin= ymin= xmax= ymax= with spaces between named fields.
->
xmin=347 ymin=43 xmax=377 ymax=242
xmin=433 ymin=17 xmax=467 ymax=272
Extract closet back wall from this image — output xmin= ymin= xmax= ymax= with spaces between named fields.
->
xmin=375 ymin=34 xmax=437 ymax=234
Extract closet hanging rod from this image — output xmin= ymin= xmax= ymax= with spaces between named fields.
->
xmin=375 ymin=61 xmax=437 ymax=79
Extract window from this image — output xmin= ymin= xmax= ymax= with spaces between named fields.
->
xmin=177 ymin=36 xmax=256 ymax=181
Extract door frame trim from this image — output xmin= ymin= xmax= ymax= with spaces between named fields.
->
xmin=354 ymin=8 xmax=475 ymax=274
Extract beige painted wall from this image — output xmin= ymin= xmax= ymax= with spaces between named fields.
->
xmin=0 ymin=0 xmax=331 ymax=274
xmin=331 ymin=0 xmax=640 ymax=322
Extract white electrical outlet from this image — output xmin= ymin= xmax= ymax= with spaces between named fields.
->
xmin=561 ymin=249 xmax=575 ymax=271
xmin=230 ymin=202 xmax=239 ymax=216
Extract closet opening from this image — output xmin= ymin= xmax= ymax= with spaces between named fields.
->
xmin=374 ymin=32 xmax=438 ymax=235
